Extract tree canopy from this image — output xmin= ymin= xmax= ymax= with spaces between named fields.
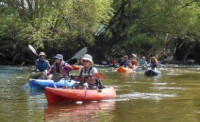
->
xmin=1 ymin=0 xmax=200 ymax=64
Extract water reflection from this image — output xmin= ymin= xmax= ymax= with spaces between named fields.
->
xmin=44 ymin=101 xmax=115 ymax=122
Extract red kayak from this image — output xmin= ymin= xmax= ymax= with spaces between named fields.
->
xmin=45 ymin=87 xmax=116 ymax=104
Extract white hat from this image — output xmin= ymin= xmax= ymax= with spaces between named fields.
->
xmin=39 ymin=52 xmax=46 ymax=56
xmin=132 ymin=54 xmax=137 ymax=57
xmin=82 ymin=54 xmax=93 ymax=63
xmin=54 ymin=54 xmax=63 ymax=60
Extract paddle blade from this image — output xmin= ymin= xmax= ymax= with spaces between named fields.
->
xmin=93 ymin=73 xmax=105 ymax=80
xmin=28 ymin=44 xmax=38 ymax=56
xmin=72 ymin=47 xmax=87 ymax=59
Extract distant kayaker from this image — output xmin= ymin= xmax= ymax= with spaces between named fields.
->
xmin=131 ymin=54 xmax=138 ymax=68
xmin=111 ymin=58 xmax=118 ymax=68
xmin=35 ymin=52 xmax=50 ymax=72
xmin=46 ymin=54 xmax=73 ymax=78
xmin=72 ymin=54 xmax=103 ymax=89
xmin=119 ymin=55 xmax=132 ymax=68
xmin=138 ymin=56 xmax=148 ymax=69
xmin=149 ymin=57 xmax=159 ymax=70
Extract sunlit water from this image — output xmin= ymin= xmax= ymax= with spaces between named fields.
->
xmin=1 ymin=66 xmax=200 ymax=122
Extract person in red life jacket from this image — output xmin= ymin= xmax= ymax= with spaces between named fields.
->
xmin=111 ymin=58 xmax=118 ymax=68
xmin=46 ymin=54 xmax=72 ymax=79
xmin=72 ymin=54 xmax=103 ymax=89
xmin=131 ymin=54 xmax=138 ymax=67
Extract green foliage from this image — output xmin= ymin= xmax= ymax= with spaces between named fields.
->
xmin=0 ymin=0 xmax=113 ymax=48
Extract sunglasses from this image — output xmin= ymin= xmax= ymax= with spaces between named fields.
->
xmin=82 ymin=60 xmax=90 ymax=63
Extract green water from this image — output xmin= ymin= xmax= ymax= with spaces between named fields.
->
xmin=1 ymin=66 xmax=200 ymax=122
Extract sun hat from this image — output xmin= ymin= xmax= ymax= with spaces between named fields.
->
xmin=54 ymin=54 xmax=63 ymax=60
xmin=124 ymin=55 xmax=128 ymax=58
xmin=39 ymin=52 xmax=46 ymax=56
xmin=82 ymin=54 xmax=93 ymax=63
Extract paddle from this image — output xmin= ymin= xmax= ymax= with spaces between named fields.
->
xmin=28 ymin=44 xmax=39 ymax=56
xmin=66 ymin=47 xmax=87 ymax=65
xmin=70 ymin=73 xmax=105 ymax=80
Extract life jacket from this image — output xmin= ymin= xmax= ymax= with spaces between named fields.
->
xmin=54 ymin=63 xmax=70 ymax=77
xmin=131 ymin=60 xmax=137 ymax=66
xmin=36 ymin=59 xmax=49 ymax=72
xmin=79 ymin=66 xmax=93 ymax=77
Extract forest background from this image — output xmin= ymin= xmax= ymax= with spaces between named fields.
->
xmin=1 ymin=0 xmax=200 ymax=65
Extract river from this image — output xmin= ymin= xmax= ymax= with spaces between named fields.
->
xmin=0 ymin=66 xmax=200 ymax=122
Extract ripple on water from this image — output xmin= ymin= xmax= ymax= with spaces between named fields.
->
xmin=151 ymin=86 xmax=186 ymax=90
xmin=117 ymin=92 xmax=176 ymax=101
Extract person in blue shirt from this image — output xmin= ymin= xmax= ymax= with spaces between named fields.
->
xmin=35 ymin=52 xmax=50 ymax=72
xmin=119 ymin=55 xmax=132 ymax=68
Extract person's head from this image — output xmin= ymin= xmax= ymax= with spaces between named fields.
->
xmin=39 ymin=52 xmax=46 ymax=59
xmin=82 ymin=54 xmax=93 ymax=68
xmin=123 ymin=55 xmax=128 ymax=60
xmin=150 ymin=57 xmax=158 ymax=63
xmin=142 ymin=56 xmax=146 ymax=61
xmin=54 ymin=54 xmax=63 ymax=64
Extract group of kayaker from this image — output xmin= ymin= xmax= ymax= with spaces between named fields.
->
xmin=118 ymin=54 xmax=160 ymax=70
xmin=35 ymin=52 xmax=102 ymax=90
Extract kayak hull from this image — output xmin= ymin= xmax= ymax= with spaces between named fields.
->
xmin=144 ymin=70 xmax=161 ymax=76
xmin=45 ymin=87 xmax=116 ymax=104
xmin=29 ymin=79 xmax=75 ymax=90
xmin=117 ymin=67 xmax=133 ymax=73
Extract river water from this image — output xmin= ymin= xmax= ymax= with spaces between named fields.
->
xmin=0 ymin=66 xmax=200 ymax=122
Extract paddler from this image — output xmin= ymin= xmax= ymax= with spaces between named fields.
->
xmin=72 ymin=54 xmax=103 ymax=89
xmin=46 ymin=54 xmax=73 ymax=78
xmin=35 ymin=52 xmax=50 ymax=72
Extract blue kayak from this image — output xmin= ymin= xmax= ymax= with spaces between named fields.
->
xmin=29 ymin=79 xmax=76 ymax=90
xmin=144 ymin=69 xmax=161 ymax=76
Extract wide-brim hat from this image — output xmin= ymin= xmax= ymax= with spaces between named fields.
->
xmin=54 ymin=54 xmax=63 ymax=60
xmin=82 ymin=54 xmax=93 ymax=63
xmin=39 ymin=52 xmax=46 ymax=56
xmin=124 ymin=55 xmax=128 ymax=58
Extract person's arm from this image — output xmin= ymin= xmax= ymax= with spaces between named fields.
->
xmin=90 ymin=67 xmax=98 ymax=75
xmin=64 ymin=63 xmax=73 ymax=72
xmin=46 ymin=66 xmax=55 ymax=76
